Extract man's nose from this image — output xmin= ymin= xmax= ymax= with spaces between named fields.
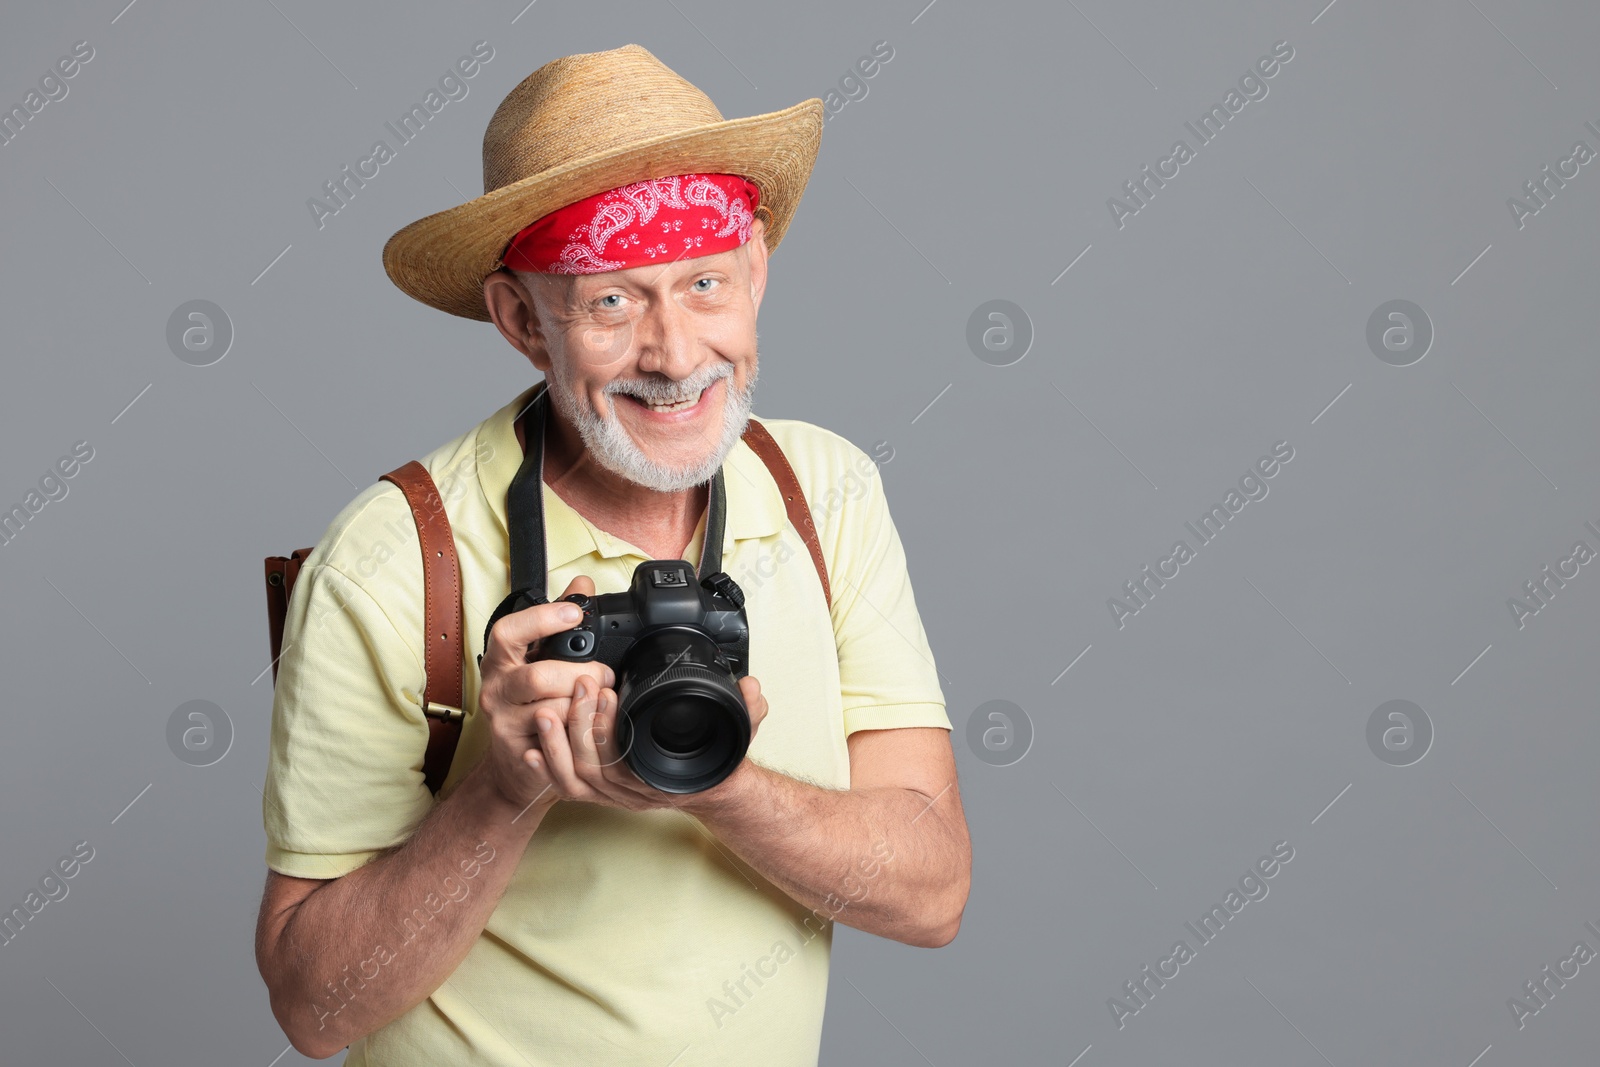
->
xmin=633 ymin=297 xmax=699 ymax=379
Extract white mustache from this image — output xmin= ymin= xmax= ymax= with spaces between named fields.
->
xmin=605 ymin=365 xmax=731 ymax=405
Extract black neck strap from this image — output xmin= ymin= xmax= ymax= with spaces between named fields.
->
xmin=506 ymin=382 xmax=727 ymax=602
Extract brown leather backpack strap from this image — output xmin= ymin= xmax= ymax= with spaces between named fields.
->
xmin=380 ymin=461 xmax=464 ymax=796
xmin=264 ymin=548 xmax=314 ymax=683
xmin=741 ymin=418 xmax=831 ymax=611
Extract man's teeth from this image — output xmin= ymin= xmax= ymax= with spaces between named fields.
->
xmin=637 ymin=389 xmax=703 ymax=413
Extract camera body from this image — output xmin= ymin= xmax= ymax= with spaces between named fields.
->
xmin=535 ymin=560 xmax=749 ymax=678
xmin=529 ymin=560 xmax=752 ymax=794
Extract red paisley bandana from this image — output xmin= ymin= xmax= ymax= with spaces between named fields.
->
xmin=501 ymin=173 xmax=760 ymax=275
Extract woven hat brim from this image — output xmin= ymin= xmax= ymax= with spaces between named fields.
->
xmin=382 ymin=98 xmax=824 ymax=321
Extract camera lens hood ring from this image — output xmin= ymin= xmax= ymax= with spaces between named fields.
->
xmin=615 ymin=625 xmax=750 ymax=793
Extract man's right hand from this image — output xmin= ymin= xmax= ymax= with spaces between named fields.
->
xmin=477 ymin=575 xmax=615 ymax=813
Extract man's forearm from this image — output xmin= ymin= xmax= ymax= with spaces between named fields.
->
xmin=260 ymin=764 xmax=545 ymax=1057
xmin=682 ymin=761 xmax=969 ymax=948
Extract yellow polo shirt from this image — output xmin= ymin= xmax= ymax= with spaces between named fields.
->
xmin=262 ymin=382 xmax=950 ymax=1066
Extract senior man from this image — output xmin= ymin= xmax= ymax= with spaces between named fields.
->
xmin=254 ymin=43 xmax=970 ymax=1066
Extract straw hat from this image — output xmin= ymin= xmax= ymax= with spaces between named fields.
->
xmin=382 ymin=43 xmax=824 ymax=321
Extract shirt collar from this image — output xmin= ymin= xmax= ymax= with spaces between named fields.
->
xmin=475 ymin=383 xmax=787 ymax=571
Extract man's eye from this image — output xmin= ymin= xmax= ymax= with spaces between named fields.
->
xmin=599 ymin=294 xmax=623 ymax=308
xmin=692 ymin=278 xmax=717 ymax=292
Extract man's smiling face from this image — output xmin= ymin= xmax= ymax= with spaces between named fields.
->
xmin=500 ymin=217 xmax=770 ymax=493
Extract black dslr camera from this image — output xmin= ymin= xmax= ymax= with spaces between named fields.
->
xmin=532 ymin=560 xmax=751 ymax=794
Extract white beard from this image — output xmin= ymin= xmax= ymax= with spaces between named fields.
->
xmin=545 ymin=357 xmax=758 ymax=493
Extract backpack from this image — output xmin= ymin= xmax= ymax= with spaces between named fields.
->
xmin=263 ymin=415 xmax=831 ymax=796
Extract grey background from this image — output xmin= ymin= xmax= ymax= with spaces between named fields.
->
xmin=1 ymin=0 xmax=1597 ymax=1063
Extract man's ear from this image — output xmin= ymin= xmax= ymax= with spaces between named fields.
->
xmin=745 ymin=216 xmax=770 ymax=312
xmin=483 ymin=268 xmax=551 ymax=372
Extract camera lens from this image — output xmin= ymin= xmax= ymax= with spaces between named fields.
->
xmin=614 ymin=626 xmax=750 ymax=794
xmin=649 ymin=698 xmax=718 ymax=759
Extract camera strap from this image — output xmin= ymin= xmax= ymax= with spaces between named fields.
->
xmin=490 ymin=381 xmax=730 ymax=652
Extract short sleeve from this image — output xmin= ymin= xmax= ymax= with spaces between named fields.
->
xmin=827 ymin=449 xmax=951 ymax=736
xmin=262 ymin=560 xmax=434 ymax=879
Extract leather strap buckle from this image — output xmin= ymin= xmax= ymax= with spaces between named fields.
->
xmin=421 ymin=698 xmax=465 ymax=723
